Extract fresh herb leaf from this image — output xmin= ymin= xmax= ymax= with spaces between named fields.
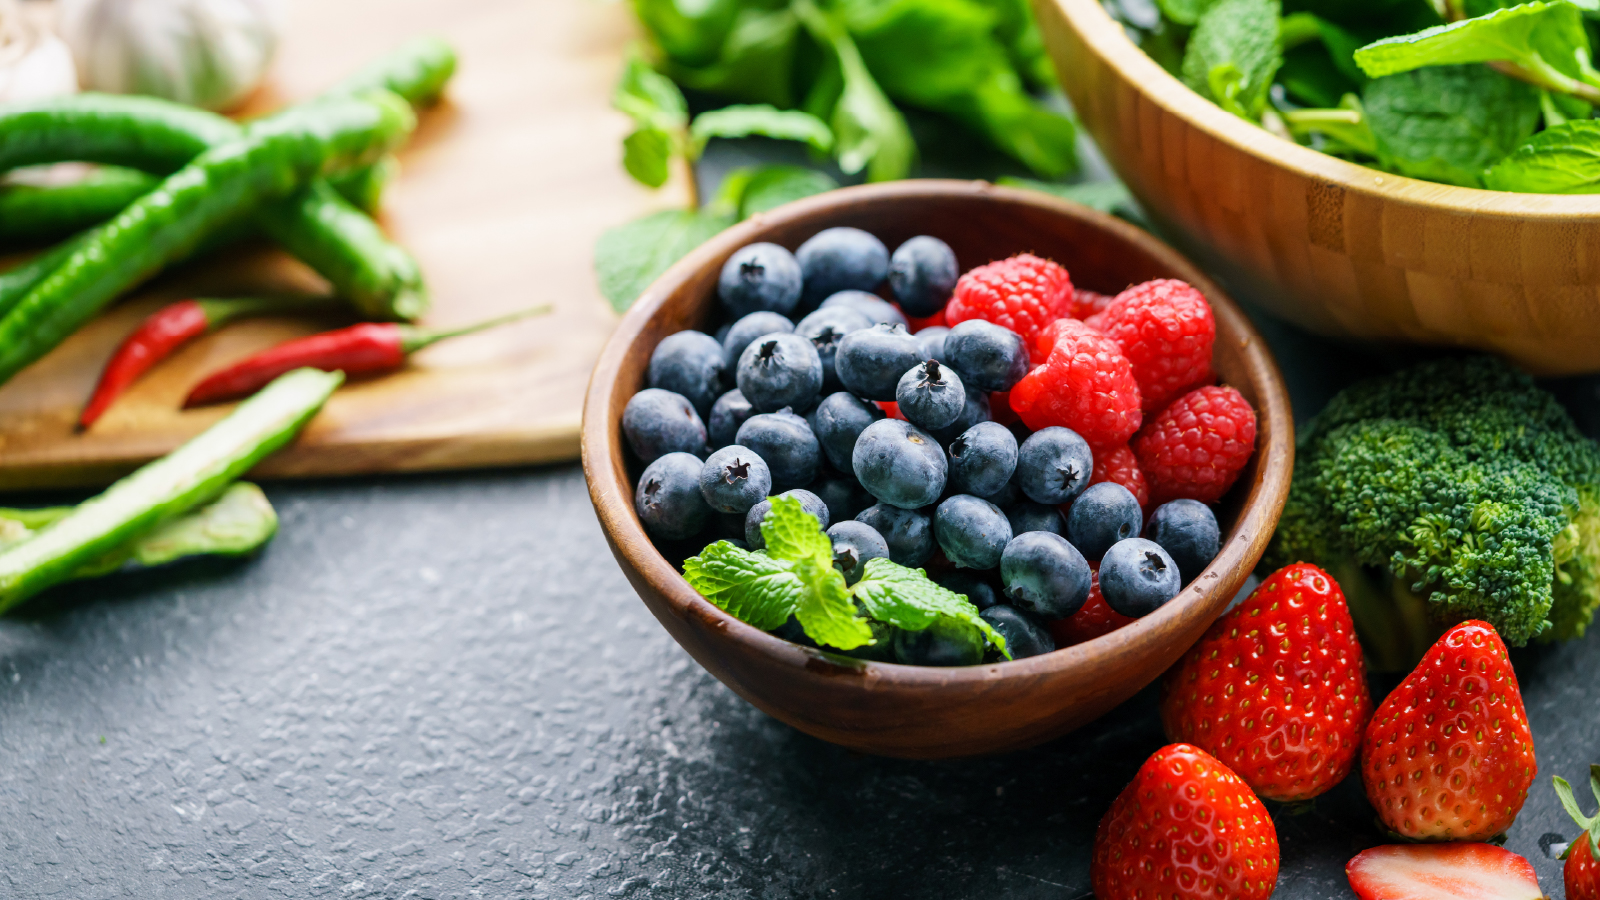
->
xmin=1159 ymin=0 xmax=1220 ymax=26
xmin=1484 ymin=118 xmax=1600 ymax=191
xmin=1181 ymin=0 xmax=1284 ymax=119
xmin=761 ymin=494 xmax=835 ymax=563
xmin=795 ymin=0 xmax=917 ymax=181
xmin=594 ymin=207 xmax=736 ymax=312
xmin=683 ymin=540 xmax=805 ymax=630
xmin=1281 ymin=43 xmax=1361 ymax=107
xmin=614 ymin=51 xmax=690 ymax=134
xmin=725 ymin=165 xmax=839 ymax=217
xmin=630 ymin=0 xmax=742 ymax=69
xmin=660 ymin=8 xmax=802 ymax=108
xmin=622 ymin=127 xmax=675 ymax=188
xmin=689 ymin=104 xmax=835 ymax=154
xmin=1283 ymin=94 xmax=1379 ymax=156
xmin=851 ymin=558 xmax=1009 ymax=656
xmin=791 ymin=556 xmax=875 ymax=649
xmin=1363 ymin=64 xmax=1540 ymax=186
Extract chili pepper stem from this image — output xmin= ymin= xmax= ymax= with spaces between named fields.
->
xmin=397 ymin=305 xmax=553 ymax=354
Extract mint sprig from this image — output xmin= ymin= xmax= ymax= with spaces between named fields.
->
xmin=682 ymin=496 xmax=1009 ymax=659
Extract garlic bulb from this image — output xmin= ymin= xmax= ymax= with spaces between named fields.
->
xmin=0 ymin=0 xmax=79 ymax=103
xmin=58 ymin=0 xmax=283 ymax=111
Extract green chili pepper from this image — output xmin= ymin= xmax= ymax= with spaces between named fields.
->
xmin=0 ymin=236 xmax=82 ymax=321
xmin=326 ymin=154 xmax=398 ymax=214
xmin=330 ymin=36 xmax=457 ymax=107
xmin=0 ymin=91 xmax=415 ymax=387
xmin=0 ymin=368 xmax=341 ymax=613
xmin=0 ymin=167 xmax=159 ymax=246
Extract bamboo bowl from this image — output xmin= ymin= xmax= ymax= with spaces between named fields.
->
xmin=1036 ymin=0 xmax=1600 ymax=376
xmin=581 ymin=181 xmax=1293 ymax=758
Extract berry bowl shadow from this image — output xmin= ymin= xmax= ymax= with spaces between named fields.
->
xmin=581 ymin=181 xmax=1293 ymax=759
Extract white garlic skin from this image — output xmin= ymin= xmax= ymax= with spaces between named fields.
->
xmin=58 ymin=0 xmax=284 ymax=111
xmin=0 ymin=0 xmax=80 ymax=102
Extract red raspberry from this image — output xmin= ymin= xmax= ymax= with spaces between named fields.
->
xmin=1133 ymin=385 xmax=1256 ymax=504
xmin=945 ymin=254 xmax=1073 ymax=357
xmin=1049 ymin=564 xmax=1137 ymax=646
xmin=989 ymin=391 xmax=1019 ymax=426
xmin=1073 ymin=289 xmax=1115 ymax=319
xmin=905 ymin=307 xmax=946 ymax=332
xmin=1082 ymin=311 xmax=1107 ymax=332
xmin=1097 ymin=279 xmax=1216 ymax=413
xmin=1008 ymin=319 xmax=1142 ymax=449
xmin=1089 ymin=443 xmax=1148 ymax=509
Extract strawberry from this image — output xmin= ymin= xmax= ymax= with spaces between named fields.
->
xmin=1091 ymin=743 xmax=1279 ymax=900
xmin=1161 ymin=563 xmax=1371 ymax=802
xmin=1362 ymin=621 xmax=1537 ymax=842
xmin=1346 ymin=843 xmax=1543 ymax=900
xmin=1556 ymin=765 xmax=1600 ymax=900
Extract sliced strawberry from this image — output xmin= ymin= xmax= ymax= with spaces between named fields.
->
xmin=1346 ymin=843 xmax=1543 ymax=900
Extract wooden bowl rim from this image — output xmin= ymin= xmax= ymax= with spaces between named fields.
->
xmin=1051 ymin=0 xmax=1600 ymax=219
xmin=582 ymin=180 xmax=1293 ymax=690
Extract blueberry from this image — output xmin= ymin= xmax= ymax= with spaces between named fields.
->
xmin=808 ymin=391 xmax=885 ymax=473
xmin=933 ymin=569 xmax=1001 ymax=610
xmin=796 ymin=227 xmax=889 ymax=308
xmin=717 ymin=512 xmax=747 ymax=540
xmin=795 ymin=306 xmax=873 ymax=392
xmin=895 ymin=359 xmax=966 ymax=432
xmin=1144 ymin=499 xmax=1220 ymax=583
xmin=736 ymin=332 xmax=823 ymax=413
xmin=934 ymin=494 xmax=1012 ymax=569
xmin=979 ymin=475 xmax=1021 ymax=509
xmin=999 ymin=531 xmax=1091 ymax=619
xmin=649 ymin=330 xmax=726 ymax=417
xmin=981 ymin=605 xmax=1056 ymax=660
xmin=946 ymin=421 xmax=1018 ymax=497
xmin=1067 ymin=482 xmax=1143 ymax=561
xmin=722 ymin=311 xmax=794 ymax=369
xmin=832 ymin=619 xmax=897 ymax=661
xmin=719 ymin=242 xmax=802 ymax=318
xmin=928 ymin=386 xmax=992 ymax=445
xmin=811 ymin=471 xmax=872 ymax=525
xmin=835 ymin=323 xmax=924 ymax=401
xmin=714 ymin=322 xmax=732 ymax=344
xmin=622 ymin=388 xmax=707 ymax=463
xmin=888 ymin=235 xmax=959 ymax=317
xmin=1016 ymin=427 xmax=1094 ymax=505
xmin=744 ymin=489 xmax=830 ymax=549
xmin=1099 ymin=538 xmax=1182 ymax=617
xmin=943 ymin=319 xmax=1030 ymax=392
xmin=821 ymin=289 xmax=908 ymax=329
xmin=698 ymin=445 xmax=772 ymax=514
xmin=772 ymin=615 xmax=815 ymax=647
xmin=856 ymin=503 xmax=935 ymax=567
xmin=915 ymin=326 xmax=950 ymax=365
xmin=737 ymin=409 xmax=821 ymax=490
xmin=635 ymin=452 xmax=712 ymax=540
xmin=892 ymin=618 xmax=984 ymax=667
xmin=1006 ymin=501 xmax=1064 ymax=537
xmin=853 ymin=418 xmax=947 ymax=509
xmin=707 ymin=389 xmax=755 ymax=448
xmin=828 ymin=520 xmax=890 ymax=584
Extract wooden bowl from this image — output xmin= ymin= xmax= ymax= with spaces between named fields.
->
xmin=581 ymin=181 xmax=1293 ymax=758
xmin=1035 ymin=0 xmax=1600 ymax=376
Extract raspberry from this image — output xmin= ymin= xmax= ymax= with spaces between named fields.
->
xmin=945 ymin=254 xmax=1073 ymax=358
xmin=988 ymin=391 xmax=1020 ymax=426
xmin=1048 ymin=564 xmax=1136 ymax=646
xmin=1096 ymin=279 xmax=1216 ymax=413
xmin=1133 ymin=385 xmax=1256 ymax=504
xmin=905 ymin=307 xmax=946 ymax=333
xmin=1072 ymin=289 xmax=1115 ymax=319
xmin=1089 ymin=443 xmax=1149 ymax=509
xmin=1008 ymin=319 xmax=1142 ymax=449
xmin=1082 ymin=311 xmax=1107 ymax=332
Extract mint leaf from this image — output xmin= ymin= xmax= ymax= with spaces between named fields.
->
xmin=631 ymin=0 xmax=741 ymax=69
xmin=689 ymin=105 xmax=835 ymax=154
xmin=1363 ymin=65 xmax=1539 ymax=187
xmin=791 ymin=557 xmax=875 ymax=649
xmin=760 ymin=494 xmax=833 ymax=563
xmin=662 ymin=8 xmax=801 ymax=108
xmin=593 ymin=207 xmax=735 ymax=312
xmin=683 ymin=540 xmax=804 ymax=631
xmin=1484 ymin=119 xmax=1600 ymax=191
xmin=795 ymin=0 xmax=916 ymax=181
xmin=614 ymin=51 xmax=689 ymax=134
xmin=1158 ymin=0 xmax=1219 ymax=26
xmin=733 ymin=166 xmax=838 ymax=217
xmin=1354 ymin=1 xmax=1596 ymax=92
xmin=851 ymin=558 xmax=1009 ymax=657
xmin=622 ymin=127 xmax=674 ymax=188
xmin=1181 ymin=0 xmax=1284 ymax=120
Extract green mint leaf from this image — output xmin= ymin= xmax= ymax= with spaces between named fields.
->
xmin=1354 ymin=1 xmax=1593 ymax=89
xmin=613 ymin=51 xmax=689 ymax=133
xmin=593 ymin=207 xmax=735 ymax=312
xmin=689 ymin=105 xmax=835 ymax=154
xmin=851 ymin=558 xmax=1009 ymax=657
xmin=683 ymin=540 xmax=802 ymax=631
xmin=1181 ymin=0 xmax=1283 ymax=120
xmin=760 ymin=494 xmax=833 ymax=564
xmin=1158 ymin=0 xmax=1219 ymax=26
xmin=795 ymin=0 xmax=917 ymax=181
xmin=622 ymin=127 xmax=674 ymax=188
xmin=1280 ymin=45 xmax=1361 ymax=107
xmin=715 ymin=165 xmax=839 ymax=218
xmin=791 ymin=557 xmax=875 ymax=650
xmin=1484 ymin=119 xmax=1600 ymax=191
xmin=1363 ymin=65 xmax=1539 ymax=187
xmin=631 ymin=0 xmax=742 ymax=69
xmin=1283 ymin=95 xmax=1378 ymax=157
xmin=662 ymin=9 xmax=801 ymax=108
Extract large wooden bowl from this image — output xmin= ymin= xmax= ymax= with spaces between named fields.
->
xmin=581 ymin=181 xmax=1293 ymax=758
xmin=1035 ymin=0 xmax=1600 ymax=376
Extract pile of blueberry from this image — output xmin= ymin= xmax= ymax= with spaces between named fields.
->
xmin=625 ymin=226 xmax=1246 ymax=666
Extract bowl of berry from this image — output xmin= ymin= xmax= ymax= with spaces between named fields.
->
xmin=582 ymin=180 xmax=1293 ymax=758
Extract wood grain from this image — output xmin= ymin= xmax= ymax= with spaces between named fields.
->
xmin=0 ymin=0 xmax=685 ymax=490
xmin=581 ymin=181 xmax=1294 ymax=759
xmin=1035 ymin=0 xmax=1600 ymax=376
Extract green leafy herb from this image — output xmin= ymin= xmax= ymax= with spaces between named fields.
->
xmin=720 ymin=165 xmax=840 ymax=217
xmin=689 ymin=104 xmax=834 ymax=154
xmin=1182 ymin=0 xmax=1285 ymax=119
xmin=852 ymin=558 xmax=1007 ymax=654
xmin=660 ymin=8 xmax=802 ymax=108
xmin=795 ymin=0 xmax=917 ymax=181
xmin=1160 ymin=0 xmax=1220 ymax=26
xmin=1363 ymin=64 xmax=1540 ymax=186
xmin=593 ymin=207 xmax=736 ymax=313
xmin=1484 ymin=119 xmax=1600 ymax=191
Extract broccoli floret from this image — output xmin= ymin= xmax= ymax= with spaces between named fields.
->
xmin=1264 ymin=356 xmax=1600 ymax=653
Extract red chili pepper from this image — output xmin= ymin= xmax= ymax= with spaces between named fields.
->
xmin=79 ymin=296 xmax=330 ymax=430
xmin=183 ymin=305 xmax=551 ymax=408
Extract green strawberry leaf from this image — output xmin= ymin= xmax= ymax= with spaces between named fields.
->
xmin=1363 ymin=65 xmax=1540 ymax=187
xmin=689 ymin=105 xmax=835 ymax=154
xmin=1181 ymin=0 xmax=1284 ymax=120
xmin=1484 ymin=119 xmax=1600 ymax=192
xmin=852 ymin=557 xmax=1009 ymax=656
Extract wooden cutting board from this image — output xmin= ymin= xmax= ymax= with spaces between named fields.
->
xmin=0 ymin=0 xmax=686 ymax=491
